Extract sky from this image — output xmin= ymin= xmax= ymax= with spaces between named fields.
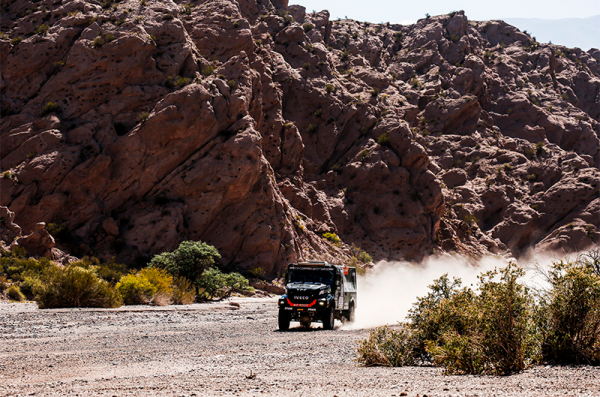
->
xmin=294 ymin=0 xmax=600 ymax=49
xmin=294 ymin=0 xmax=600 ymax=24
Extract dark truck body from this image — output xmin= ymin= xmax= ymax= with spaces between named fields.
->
xmin=277 ymin=261 xmax=357 ymax=330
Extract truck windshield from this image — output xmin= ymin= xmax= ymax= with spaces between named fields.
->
xmin=288 ymin=268 xmax=334 ymax=285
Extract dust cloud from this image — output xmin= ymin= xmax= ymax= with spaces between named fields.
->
xmin=343 ymin=250 xmax=595 ymax=330
xmin=342 ymin=254 xmax=509 ymax=330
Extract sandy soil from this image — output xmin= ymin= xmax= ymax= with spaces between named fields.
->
xmin=1 ymin=298 xmax=599 ymax=397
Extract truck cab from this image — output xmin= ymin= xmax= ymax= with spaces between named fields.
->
xmin=277 ymin=261 xmax=357 ymax=330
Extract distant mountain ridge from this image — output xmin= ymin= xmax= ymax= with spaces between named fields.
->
xmin=503 ymin=15 xmax=600 ymax=50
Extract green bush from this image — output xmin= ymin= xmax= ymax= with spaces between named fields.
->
xmin=538 ymin=260 xmax=600 ymax=364
xmin=19 ymin=277 xmax=42 ymax=300
xmin=172 ymin=276 xmax=196 ymax=305
xmin=357 ymin=250 xmax=372 ymax=264
xmin=377 ymin=132 xmax=391 ymax=147
xmin=0 ymin=254 xmax=53 ymax=282
xmin=40 ymin=102 xmax=59 ymax=116
xmin=116 ymin=273 xmax=157 ymax=305
xmin=149 ymin=240 xmax=221 ymax=283
xmin=196 ymin=267 xmax=253 ymax=301
xmin=201 ymin=64 xmax=215 ymax=76
xmin=137 ymin=111 xmax=150 ymax=123
xmin=140 ymin=267 xmax=173 ymax=305
xmin=356 ymin=324 xmax=416 ymax=367
xmin=7 ymin=285 xmax=25 ymax=302
xmin=322 ymin=232 xmax=341 ymax=245
xmin=302 ymin=23 xmax=314 ymax=33
xmin=34 ymin=265 xmax=122 ymax=309
xmin=0 ymin=275 xmax=7 ymax=292
xmin=358 ymin=264 xmax=541 ymax=374
xmin=34 ymin=24 xmax=49 ymax=35
xmin=473 ymin=265 xmax=540 ymax=374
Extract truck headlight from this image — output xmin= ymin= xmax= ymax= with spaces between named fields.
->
xmin=318 ymin=300 xmax=326 ymax=306
xmin=279 ymin=299 xmax=286 ymax=306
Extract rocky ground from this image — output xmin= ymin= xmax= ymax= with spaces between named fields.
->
xmin=1 ymin=297 xmax=599 ymax=397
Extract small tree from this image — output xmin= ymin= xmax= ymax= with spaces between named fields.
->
xmin=149 ymin=240 xmax=221 ymax=283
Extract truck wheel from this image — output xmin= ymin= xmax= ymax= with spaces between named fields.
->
xmin=322 ymin=306 xmax=334 ymax=330
xmin=278 ymin=311 xmax=290 ymax=331
xmin=347 ymin=304 xmax=355 ymax=323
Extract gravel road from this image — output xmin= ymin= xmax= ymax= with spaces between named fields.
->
xmin=1 ymin=298 xmax=599 ymax=396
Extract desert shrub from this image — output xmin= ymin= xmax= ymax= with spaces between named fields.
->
xmin=182 ymin=3 xmax=194 ymax=15
xmin=464 ymin=214 xmax=479 ymax=225
xmin=172 ymin=276 xmax=196 ymax=305
xmin=92 ymin=36 xmax=105 ymax=48
xmin=221 ymin=271 xmax=253 ymax=298
xmin=359 ymin=264 xmax=540 ymax=374
xmin=247 ymin=267 xmax=266 ymax=279
xmin=149 ymin=240 xmax=221 ymax=284
xmin=46 ymin=222 xmax=71 ymax=242
xmin=67 ymin=256 xmax=128 ymax=285
xmin=19 ymin=277 xmax=42 ymax=300
xmin=34 ymin=265 xmax=122 ymax=309
xmin=357 ymin=250 xmax=372 ymax=264
xmin=116 ymin=268 xmax=173 ymax=305
xmin=538 ymin=260 xmax=600 ymax=364
xmin=94 ymin=259 xmax=128 ymax=284
xmin=139 ymin=267 xmax=173 ymax=305
xmin=322 ymin=232 xmax=341 ymax=245
xmin=196 ymin=267 xmax=224 ymax=300
xmin=0 ymin=254 xmax=53 ymax=282
xmin=165 ymin=75 xmax=191 ymax=89
xmin=0 ymin=275 xmax=7 ymax=292
xmin=34 ymin=24 xmax=49 ymax=35
xmin=302 ymin=23 xmax=314 ymax=32
xmin=7 ymin=285 xmax=25 ymax=302
xmin=201 ymin=64 xmax=215 ymax=76
xmin=137 ymin=111 xmax=150 ymax=123
xmin=325 ymin=84 xmax=336 ymax=93
xmin=116 ymin=273 xmax=157 ymax=305
xmin=40 ymin=102 xmax=59 ymax=116
xmin=196 ymin=268 xmax=253 ymax=301
xmin=356 ymin=324 xmax=416 ymax=366
xmin=377 ymin=132 xmax=391 ymax=147
xmin=535 ymin=141 xmax=546 ymax=155
xmin=474 ymin=265 xmax=540 ymax=374
xmin=408 ymin=275 xmax=474 ymax=359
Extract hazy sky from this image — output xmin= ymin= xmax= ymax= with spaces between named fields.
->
xmin=293 ymin=0 xmax=600 ymax=24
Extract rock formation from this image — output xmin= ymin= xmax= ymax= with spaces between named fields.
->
xmin=1 ymin=1 xmax=598 ymax=274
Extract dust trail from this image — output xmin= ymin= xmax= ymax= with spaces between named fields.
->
xmin=343 ymin=254 xmax=509 ymax=330
xmin=343 ymin=250 xmax=597 ymax=330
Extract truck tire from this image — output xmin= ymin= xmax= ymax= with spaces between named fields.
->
xmin=278 ymin=311 xmax=290 ymax=331
xmin=322 ymin=306 xmax=334 ymax=330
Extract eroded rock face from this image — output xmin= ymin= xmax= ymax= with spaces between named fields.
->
xmin=0 ymin=2 xmax=598 ymax=273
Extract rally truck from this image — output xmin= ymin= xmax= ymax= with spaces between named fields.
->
xmin=277 ymin=261 xmax=357 ymax=330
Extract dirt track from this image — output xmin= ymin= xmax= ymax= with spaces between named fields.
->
xmin=1 ymin=298 xmax=599 ymax=397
